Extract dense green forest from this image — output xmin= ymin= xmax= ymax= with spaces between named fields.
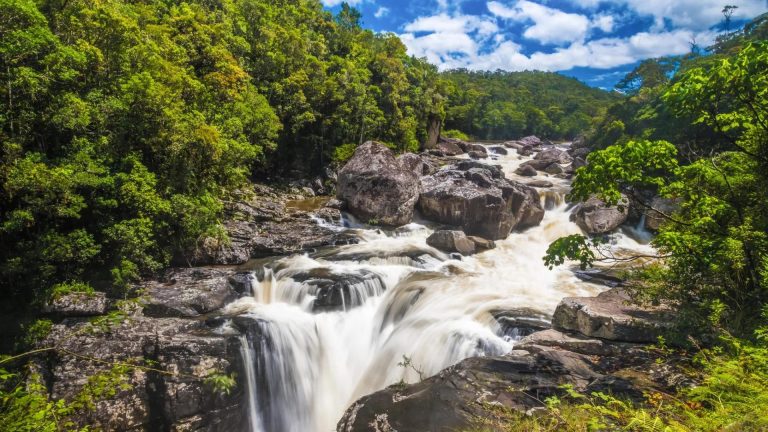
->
xmin=0 ymin=0 xmax=611 ymax=318
xmin=538 ymin=15 xmax=768 ymax=431
xmin=442 ymin=70 xmax=619 ymax=140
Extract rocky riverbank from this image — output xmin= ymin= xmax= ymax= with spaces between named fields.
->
xmin=337 ymin=288 xmax=681 ymax=432
xmin=31 ymin=136 xmax=676 ymax=432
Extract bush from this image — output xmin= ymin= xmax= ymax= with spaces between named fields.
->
xmin=442 ymin=129 xmax=470 ymax=141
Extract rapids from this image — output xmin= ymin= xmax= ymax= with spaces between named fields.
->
xmin=223 ymin=143 xmax=652 ymax=432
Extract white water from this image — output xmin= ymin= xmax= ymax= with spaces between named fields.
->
xmin=224 ymin=144 xmax=652 ymax=432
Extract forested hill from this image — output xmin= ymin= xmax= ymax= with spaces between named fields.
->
xmin=442 ymin=70 xmax=620 ymax=140
xmin=0 ymin=0 xmax=615 ymax=315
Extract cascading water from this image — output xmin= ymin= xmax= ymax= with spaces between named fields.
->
xmin=223 ymin=143 xmax=653 ymax=432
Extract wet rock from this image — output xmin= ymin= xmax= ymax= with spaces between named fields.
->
xmin=503 ymin=140 xmax=523 ymax=149
xmin=489 ymin=146 xmax=508 ymax=155
xmin=325 ymin=198 xmax=345 ymax=210
xmin=466 ymin=235 xmax=495 ymax=250
xmin=518 ymin=147 xmax=534 ymax=157
xmin=515 ymin=164 xmax=537 ymax=177
xmin=418 ymin=162 xmax=544 ymax=240
xmin=437 ymin=140 xmax=464 ymax=156
xmin=288 ymin=268 xmax=386 ymax=312
xmin=337 ymin=141 xmax=420 ymax=226
xmin=141 ymin=268 xmax=239 ymax=318
xmin=468 ymin=150 xmax=486 ymax=159
xmin=552 ymin=288 xmax=673 ymax=343
xmin=337 ymin=351 xmax=599 ymax=432
xmin=43 ymin=292 xmax=109 ymax=317
xmin=570 ymin=195 xmax=629 ymax=234
xmin=314 ymin=207 xmax=342 ymax=224
xmin=492 ymin=308 xmax=551 ymax=339
xmin=574 ymin=268 xmax=625 ymax=287
xmin=39 ymin=317 xmax=244 ymax=431
xmin=544 ymin=163 xmax=564 ymax=175
xmin=526 ymin=180 xmax=554 ymax=188
xmin=426 ymin=230 xmax=476 ymax=255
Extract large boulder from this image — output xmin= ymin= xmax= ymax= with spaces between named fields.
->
xmin=426 ymin=230 xmax=476 ymax=255
xmin=141 ymin=268 xmax=240 ymax=318
xmin=337 ymin=351 xmax=599 ymax=432
xmin=552 ymin=288 xmax=673 ymax=343
xmin=514 ymin=163 xmax=537 ymax=177
xmin=43 ymin=292 xmax=109 ymax=317
xmin=437 ymin=140 xmax=464 ymax=156
xmin=534 ymin=147 xmax=572 ymax=165
xmin=570 ymin=195 xmax=629 ymax=234
xmin=337 ymin=141 xmax=420 ymax=226
xmin=418 ymin=161 xmax=544 ymax=239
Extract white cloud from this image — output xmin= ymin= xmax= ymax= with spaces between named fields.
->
xmin=374 ymin=7 xmax=389 ymax=18
xmin=403 ymin=13 xmax=499 ymax=36
xmin=591 ymin=14 xmax=615 ymax=33
xmin=488 ymin=1 xmax=591 ymax=45
xmin=567 ymin=0 xmax=766 ymax=30
xmin=402 ymin=27 xmax=718 ymax=72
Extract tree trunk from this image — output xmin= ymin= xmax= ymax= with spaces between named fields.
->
xmin=424 ymin=114 xmax=441 ymax=150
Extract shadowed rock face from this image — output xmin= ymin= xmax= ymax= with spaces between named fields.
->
xmin=418 ymin=161 xmax=544 ymax=240
xmin=287 ymin=267 xmax=386 ymax=312
xmin=39 ymin=317 xmax=245 ymax=432
xmin=337 ymin=141 xmax=420 ymax=227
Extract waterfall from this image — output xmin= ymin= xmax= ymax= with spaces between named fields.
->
xmin=226 ymin=143 xmax=654 ymax=432
xmin=238 ymin=334 xmax=264 ymax=432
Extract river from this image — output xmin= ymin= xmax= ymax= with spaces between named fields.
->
xmin=221 ymin=143 xmax=652 ymax=432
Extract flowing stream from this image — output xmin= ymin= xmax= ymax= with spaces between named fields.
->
xmin=223 ymin=144 xmax=654 ymax=432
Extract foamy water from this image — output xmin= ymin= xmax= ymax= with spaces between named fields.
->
xmin=225 ymin=143 xmax=652 ymax=432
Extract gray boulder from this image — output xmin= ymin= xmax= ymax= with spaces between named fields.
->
xmin=141 ymin=268 xmax=239 ymax=318
xmin=426 ymin=230 xmax=476 ymax=255
xmin=570 ymin=195 xmax=629 ymax=234
xmin=468 ymin=150 xmax=486 ymax=159
xmin=43 ymin=292 xmax=109 ymax=317
xmin=337 ymin=141 xmax=420 ymax=226
xmin=418 ymin=162 xmax=544 ymax=240
xmin=552 ymin=288 xmax=673 ymax=343
xmin=534 ymin=147 xmax=572 ymax=165
xmin=437 ymin=140 xmax=464 ymax=156
xmin=515 ymin=164 xmax=537 ymax=177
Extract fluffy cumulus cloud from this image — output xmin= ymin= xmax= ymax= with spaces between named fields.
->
xmin=488 ymin=0 xmax=591 ymax=45
xmin=396 ymin=0 xmax=764 ymax=74
xmin=374 ymin=7 xmax=390 ymax=18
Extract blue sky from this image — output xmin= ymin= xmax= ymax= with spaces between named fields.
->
xmin=321 ymin=0 xmax=767 ymax=89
